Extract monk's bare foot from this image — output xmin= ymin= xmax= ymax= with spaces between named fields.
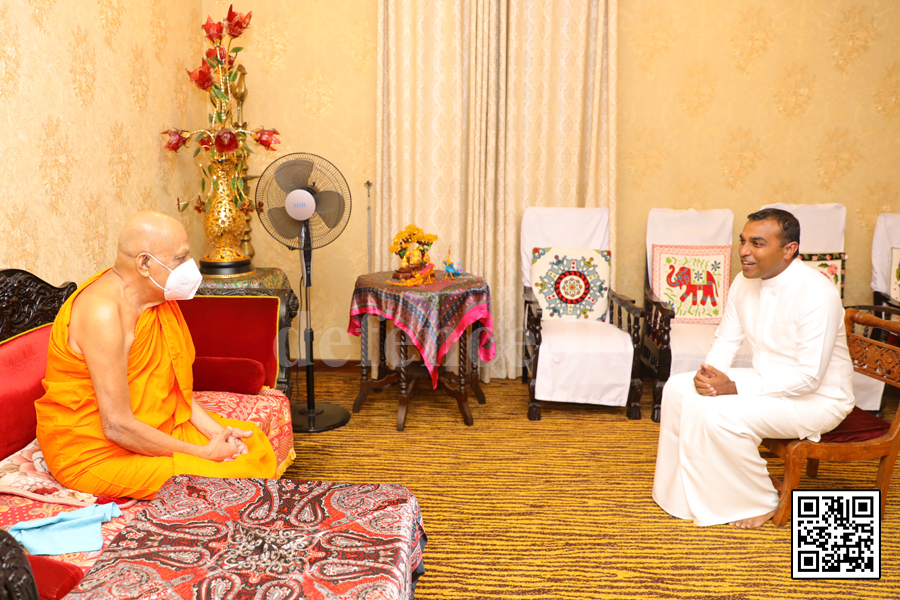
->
xmin=729 ymin=509 xmax=776 ymax=529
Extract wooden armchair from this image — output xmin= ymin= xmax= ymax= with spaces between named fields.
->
xmin=523 ymin=288 xmax=644 ymax=420
xmin=519 ymin=207 xmax=644 ymax=421
xmin=762 ymin=306 xmax=900 ymax=527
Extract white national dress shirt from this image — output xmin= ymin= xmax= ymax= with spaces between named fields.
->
xmin=705 ymin=259 xmax=855 ymax=414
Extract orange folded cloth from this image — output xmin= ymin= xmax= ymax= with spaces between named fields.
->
xmin=36 ymin=270 xmax=276 ymax=500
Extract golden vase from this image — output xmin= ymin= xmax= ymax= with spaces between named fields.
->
xmin=200 ymin=154 xmax=254 ymax=276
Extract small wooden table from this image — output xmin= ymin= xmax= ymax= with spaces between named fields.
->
xmin=348 ymin=271 xmax=495 ymax=431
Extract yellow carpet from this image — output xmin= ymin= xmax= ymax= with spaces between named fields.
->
xmin=283 ymin=371 xmax=899 ymax=599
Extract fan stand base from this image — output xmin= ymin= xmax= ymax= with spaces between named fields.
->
xmin=292 ymin=402 xmax=351 ymax=433
xmin=200 ymin=259 xmax=254 ymax=277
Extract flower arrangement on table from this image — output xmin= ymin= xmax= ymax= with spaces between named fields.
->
xmin=389 ymin=224 xmax=438 ymax=286
xmin=160 ymin=5 xmax=281 ymax=273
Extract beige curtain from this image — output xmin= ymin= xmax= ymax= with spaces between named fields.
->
xmin=376 ymin=0 xmax=617 ymax=379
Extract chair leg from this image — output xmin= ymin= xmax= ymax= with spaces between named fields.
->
xmin=876 ymin=451 xmax=900 ymax=519
xmin=528 ymin=380 xmax=541 ymax=421
xmin=772 ymin=445 xmax=806 ymax=527
xmin=626 ymin=377 xmax=642 ymax=420
xmin=651 ymin=379 xmax=664 ymax=423
xmin=806 ymin=458 xmax=819 ymax=479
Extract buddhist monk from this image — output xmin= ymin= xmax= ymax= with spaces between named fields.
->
xmin=36 ymin=211 xmax=276 ymax=500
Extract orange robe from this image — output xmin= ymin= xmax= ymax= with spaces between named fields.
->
xmin=36 ymin=270 xmax=277 ymax=500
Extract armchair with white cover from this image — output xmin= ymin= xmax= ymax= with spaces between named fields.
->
xmin=871 ymin=212 xmax=900 ymax=308
xmin=520 ymin=207 xmax=644 ymax=420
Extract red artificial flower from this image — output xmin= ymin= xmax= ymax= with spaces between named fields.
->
xmin=161 ymin=129 xmax=188 ymax=152
xmin=252 ymin=128 xmax=280 ymax=151
xmin=198 ymin=133 xmax=213 ymax=149
xmin=205 ymin=47 xmax=234 ymax=69
xmin=202 ymin=17 xmax=224 ymax=43
xmin=226 ymin=5 xmax=252 ymax=38
xmin=186 ymin=63 xmax=214 ymax=90
xmin=214 ymin=128 xmax=239 ymax=153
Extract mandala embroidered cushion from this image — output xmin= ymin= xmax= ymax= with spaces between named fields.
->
xmin=651 ymin=245 xmax=731 ymax=325
xmin=530 ymin=248 xmax=611 ymax=320
xmin=799 ymin=253 xmax=845 ymax=299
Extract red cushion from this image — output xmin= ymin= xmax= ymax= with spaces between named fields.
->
xmin=193 ymin=356 xmax=266 ymax=395
xmin=0 ymin=325 xmax=52 ymax=459
xmin=820 ymin=406 xmax=891 ymax=444
xmin=26 ymin=555 xmax=84 ymax=600
xmin=178 ymin=296 xmax=280 ymax=388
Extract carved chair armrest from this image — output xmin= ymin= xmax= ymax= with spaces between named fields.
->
xmin=608 ymin=288 xmax=644 ymax=353
xmin=644 ymin=285 xmax=674 ymax=339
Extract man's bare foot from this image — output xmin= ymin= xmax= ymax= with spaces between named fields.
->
xmin=729 ymin=509 xmax=776 ymax=529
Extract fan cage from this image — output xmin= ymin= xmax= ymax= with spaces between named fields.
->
xmin=256 ymin=153 xmax=352 ymax=250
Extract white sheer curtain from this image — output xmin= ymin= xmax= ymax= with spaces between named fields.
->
xmin=376 ymin=0 xmax=617 ymax=379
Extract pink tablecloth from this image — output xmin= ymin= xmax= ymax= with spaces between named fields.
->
xmin=348 ymin=271 xmax=495 ymax=387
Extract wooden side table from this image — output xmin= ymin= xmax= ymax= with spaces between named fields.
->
xmin=348 ymin=271 xmax=495 ymax=431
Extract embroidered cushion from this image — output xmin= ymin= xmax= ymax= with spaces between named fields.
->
xmin=530 ymin=248 xmax=611 ymax=320
xmin=651 ymin=245 xmax=731 ymax=325
xmin=799 ymin=252 xmax=846 ymax=299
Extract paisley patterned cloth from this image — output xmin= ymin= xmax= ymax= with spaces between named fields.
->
xmin=348 ymin=271 xmax=496 ymax=387
xmin=66 ymin=475 xmax=427 ymax=600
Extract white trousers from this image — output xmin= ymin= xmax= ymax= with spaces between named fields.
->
xmin=652 ymin=370 xmax=848 ymax=526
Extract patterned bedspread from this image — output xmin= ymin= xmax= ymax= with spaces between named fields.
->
xmin=66 ymin=475 xmax=427 ymax=600
xmin=348 ymin=271 xmax=495 ymax=387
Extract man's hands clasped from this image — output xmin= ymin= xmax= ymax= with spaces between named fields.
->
xmin=203 ymin=426 xmax=253 ymax=462
xmin=693 ymin=363 xmax=738 ymax=397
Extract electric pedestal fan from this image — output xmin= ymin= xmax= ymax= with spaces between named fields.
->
xmin=256 ymin=153 xmax=352 ymax=433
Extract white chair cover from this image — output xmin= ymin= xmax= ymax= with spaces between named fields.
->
xmin=534 ymin=320 xmax=632 ymax=407
xmin=871 ymin=213 xmax=900 ymax=295
xmin=646 ymin=208 xmax=752 ymax=375
xmin=520 ymin=207 xmax=628 ymax=407
xmin=761 ymin=203 xmax=845 ymax=253
xmin=521 ymin=207 xmax=609 ymax=289
xmin=645 ymin=208 xmax=733 ymax=277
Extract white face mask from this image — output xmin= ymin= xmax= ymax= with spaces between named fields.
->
xmin=146 ymin=253 xmax=203 ymax=301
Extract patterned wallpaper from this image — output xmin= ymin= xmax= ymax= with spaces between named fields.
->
xmin=0 ymin=0 xmax=205 ymax=284
xmin=618 ymin=0 xmax=900 ymax=306
xmin=6 ymin=1 xmax=899 ymax=364
xmin=0 ymin=0 xmax=376 ymax=363
xmin=199 ymin=0 xmax=376 ymax=363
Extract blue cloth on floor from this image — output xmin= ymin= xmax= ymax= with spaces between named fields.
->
xmin=8 ymin=503 xmax=122 ymax=555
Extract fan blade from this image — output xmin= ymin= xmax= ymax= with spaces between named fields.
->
xmin=274 ymin=159 xmax=314 ymax=193
xmin=313 ymin=190 xmax=345 ymax=229
xmin=266 ymin=206 xmax=304 ymax=240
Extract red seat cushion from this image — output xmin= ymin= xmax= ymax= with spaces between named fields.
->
xmin=0 ymin=325 xmax=52 ymax=459
xmin=820 ymin=406 xmax=890 ymax=444
xmin=26 ymin=555 xmax=84 ymax=600
xmin=192 ymin=356 xmax=266 ymax=395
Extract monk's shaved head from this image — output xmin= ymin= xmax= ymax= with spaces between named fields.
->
xmin=117 ymin=211 xmax=187 ymax=260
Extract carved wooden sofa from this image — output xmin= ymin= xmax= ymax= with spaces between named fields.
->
xmin=0 ymin=268 xmax=297 ymax=593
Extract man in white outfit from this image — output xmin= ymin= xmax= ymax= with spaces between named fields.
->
xmin=652 ymin=208 xmax=855 ymax=528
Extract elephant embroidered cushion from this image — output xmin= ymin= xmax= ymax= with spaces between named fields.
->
xmin=530 ymin=248 xmax=611 ymax=320
xmin=651 ymin=245 xmax=731 ymax=325
xmin=798 ymin=253 xmax=846 ymax=299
